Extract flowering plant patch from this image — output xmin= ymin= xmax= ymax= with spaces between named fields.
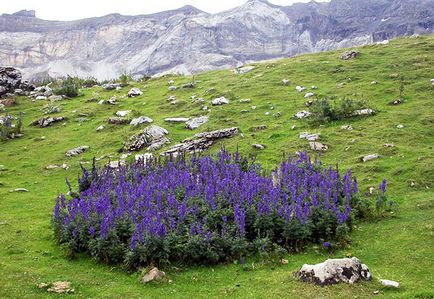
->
xmin=53 ymin=149 xmax=375 ymax=267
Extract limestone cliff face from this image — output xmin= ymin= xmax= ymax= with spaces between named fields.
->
xmin=0 ymin=0 xmax=432 ymax=80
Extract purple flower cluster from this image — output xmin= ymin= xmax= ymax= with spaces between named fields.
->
xmin=53 ymin=149 xmax=359 ymax=265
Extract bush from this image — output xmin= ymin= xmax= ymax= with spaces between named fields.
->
xmin=309 ymin=97 xmax=369 ymax=124
xmin=54 ymin=76 xmax=79 ymax=98
xmin=0 ymin=112 xmax=23 ymax=141
xmin=53 ymin=149 xmax=381 ymax=268
xmin=118 ymin=73 xmax=132 ymax=87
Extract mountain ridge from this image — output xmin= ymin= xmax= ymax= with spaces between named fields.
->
xmin=0 ymin=0 xmax=433 ymax=80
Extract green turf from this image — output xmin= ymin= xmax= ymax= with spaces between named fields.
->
xmin=0 ymin=35 xmax=433 ymax=298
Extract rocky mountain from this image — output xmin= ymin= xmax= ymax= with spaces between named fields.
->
xmin=0 ymin=0 xmax=433 ymax=80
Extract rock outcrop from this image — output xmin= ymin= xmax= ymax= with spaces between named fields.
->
xmin=124 ymin=125 xmax=170 ymax=151
xmin=0 ymin=66 xmax=34 ymax=97
xmin=296 ymin=257 xmax=372 ymax=286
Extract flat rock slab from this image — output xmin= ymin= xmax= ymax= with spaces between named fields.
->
xmin=296 ymin=257 xmax=371 ymax=286
xmin=32 ymin=116 xmax=66 ymax=128
xmin=66 ymin=146 xmax=89 ymax=157
xmin=362 ymin=154 xmax=379 ymax=162
xmin=185 ymin=116 xmax=209 ymax=130
xmin=162 ymin=127 xmax=238 ymax=156
xmin=130 ymin=116 xmax=153 ymax=126
xmin=380 ymin=279 xmax=400 ymax=288
xmin=164 ymin=117 xmax=190 ymax=123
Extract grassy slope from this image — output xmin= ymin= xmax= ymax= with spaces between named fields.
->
xmin=0 ymin=35 xmax=433 ymax=299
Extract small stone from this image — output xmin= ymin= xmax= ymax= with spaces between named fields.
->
xmin=185 ymin=116 xmax=209 ymax=130
xmin=251 ymin=106 xmax=257 ymax=110
xmin=293 ymin=111 xmax=312 ymax=119
xmin=239 ymin=98 xmax=251 ymax=103
xmin=108 ymin=117 xmax=130 ymax=125
xmin=168 ymin=86 xmax=177 ymax=91
xmin=233 ymin=66 xmax=255 ymax=74
xmin=107 ymin=160 xmax=126 ymax=169
xmin=300 ymin=132 xmax=320 ymax=141
xmin=102 ymin=83 xmax=121 ymax=90
xmin=282 ymin=79 xmax=290 ymax=85
xmin=13 ymin=188 xmax=29 ymax=192
xmin=168 ymin=80 xmax=174 ymax=85
xmin=371 ymin=81 xmax=378 ymax=85
xmin=309 ymin=142 xmax=328 ymax=151
xmin=127 ymin=87 xmax=143 ymax=97
xmin=37 ymin=282 xmax=49 ymax=289
xmin=142 ymin=267 xmax=166 ymax=283
xmin=383 ymin=143 xmax=394 ymax=148
xmin=96 ymin=125 xmax=105 ymax=131
xmin=380 ymin=279 xmax=400 ymax=288
xmin=341 ymin=124 xmax=353 ymax=130
xmin=211 ymin=97 xmax=229 ymax=105
xmin=130 ymin=116 xmax=153 ymax=126
xmin=116 ymin=110 xmax=131 ymax=117
xmin=377 ymin=40 xmax=389 ymax=45
xmin=66 ymin=146 xmax=89 ymax=157
xmin=389 ymin=99 xmax=403 ymax=105
xmin=296 ymin=86 xmax=306 ymax=92
xmin=252 ymin=144 xmax=265 ymax=150
xmin=340 ymin=50 xmax=360 ymax=60
xmin=182 ymin=82 xmax=195 ymax=88
xmin=362 ymin=154 xmax=379 ymax=162
xmin=354 ymin=109 xmax=375 ymax=116
xmin=280 ymin=259 xmax=289 ymax=265
xmin=164 ymin=117 xmax=190 ymax=123
xmin=35 ymin=95 xmax=47 ymax=101
xmin=304 ymin=92 xmax=315 ymax=98
xmin=291 ymin=125 xmax=296 ymax=130
xmin=47 ymin=281 xmax=74 ymax=293
xmin=311 ymin=86 xmax=318 ymax=89
xmin=396 ymin=124 xmax=404 ymax=129
xmin=135 ymin=153 xmax=153 ymax=163
xmin=49 ymin=95 xmax=63 ymax=102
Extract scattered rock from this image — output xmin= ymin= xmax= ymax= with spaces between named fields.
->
xmin=102 ymin=83 xmax=120 ymax=90
xmin=300 ymin=132 xmax=320 ymax=141
xmin=354 ymin=109 xmax=375 ymax=116
xmin=66 ymin=146 xmax=89 ymax=157
xmin=168 ymin=80 xmax=174 ymax=85
xmin=32 ymin=116 xmax=66 ymax=128
xmin=296 ymin=257 xmax=371 ymax=286
xmin=130 ymin=116 xmax=153 ymax=126
xmin=168 ymin=86 xmax=177 ymax=91
xmin=0 ymin=66 xmax=35 ymax=97
xmin=142 ymin=267 xmax=166 ymax=283
xmin=389 ymin=99 xmax=403 ymax=105
xmin=49 ymin=95 xmax=63 ymax=102
xmin=304 ymin=92 xmax=315 ymax=98
xmin=233 ymin=66 xmax=255 ymax=74
xmin=167 ymin=95 xmax=176 ymax=102
xmin=0 ymin=98 xmax=15 ymax=107
xmin=108 ymin=117 xmax=130 ymax=125
xmin=376 ymin=40 xmax=389 ymax=45
xmin=252 ymin=144 xmax=265 ymax=150
xmin=182 ymin=82 xmax=195 ymax=88
xmin=239 ymin=98 xmax=251 ymax=103
xmin=431 ymin=79 xmax=434 ymax=86
xmin=116 ymin=110 xmax=131 ymax=117
xmin=47 ymin=281 xmax=74 ymax=293
xmin=35 ymin=96 xmax=48 ymax=101
xmin=13 ymin=188 xmax=29 ymax=192
xmin=341 ymin=124 xmax=353 ymax=130
xmin=185 ymin=116 xmax=209 ymax=130
xmin=107 ymin=160 xmax=126 ymax=169
xmin=164 ymin=117 xmax=190 ymax=123
xmin=46 ymin=164 xmax=69 ymax=170
xmin=341 ymin=50 xmax=360 ymax=60
xmin=128 ymin=87 xmax=143 ymax=97
xmin=396 ymin=124 xmax=404 ymax=129
xmin=96 ymin=125 xmax=104 ymax=131
xmin=383 ymin=143 xmax=394 ymax=148
xmin=282 ymin=79 xmax=290 ymax=85
xmin=211 ymin=97 xmax=229 ymax=105
xmin=310 ymin=142 xmax=328 ymax=151
xmin=361 ymin=154 xmax=379 ymax=162
xmin=311 ymin=86 xmax=318 ymax=89
xmin=162 ymin=127 xmax=239 ymax=157
xmin=135 ymin=153 xmax=154 ymax=163
xmin=293 ymin=111 xmax=312 ymax=119
xmin=42 ymin=105 xmax=61 ymax=115
xmin=296 ymin=86 xmax=306 ymax=92
xmin=380 ymin=279 xmax=400 ymax=288
xmin=124 ymin=125 xmax=170 ymax=152
xmin=371 ymin=81 xmax=378 ymax=85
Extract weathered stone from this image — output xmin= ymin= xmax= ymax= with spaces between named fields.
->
xmin=47 ymin=281 xmax=74 ymax=293
xmin=361 ymin=154 xmax=379 ymax=162
xmin=371 ymin=81 xmax=378 ymax=85
xmin=162 ymin=127 xmax=238 ymax=156
xmin=396 ymin=124 xmax=404 ymax=129
xmin=380 ymin=279 xmax=400 ymax=288
xmin=35 ymin=95 xmax=47 ymax=101
xmin=185 ymin=116 xmax=209 ymax=130
xmin=107 ymin=160 xmax=126 ymax=169
xmin=13 ymin=188 xmax=29 ymax=192
xmin=389 ymin=99 xmax=403 ymax=105
xmin=300 ymin=132 xmax=320 ymax=141
xmin=354 ymin=108 xmax=375 ymax=116
xmin=130 ymin=116 xmax=153 ymax=126
xmin=239 ymin=98 xmax=251 ymax=103
xmin=42 ymin=105 xmax=61 ymax=114
xmin=341 ymin=124 xmax=353 ymax=130
xmin=383 ymin=143 xmax=394 ymax=148
xmin=233 ymin=66 xmax=255 ymax=74
xmin=142 ymin=267 xmax=165 ymax=283
xmin=108 ymin=117 xmax=130 ymax=125
xmin=49 ymin=95 xmax=63 ymax=102
xmin=296 ymin=257 xmax=371 ymax=286
xmin=282 ymin=79 xmax=290 ymax=85
xmin=124 ymin=125 xmax=170 ymax=152
xmin=128 ymin=87 xmax=143 ymax=97
xmin=296 ymin=86 xmax=306 ymax=92
xmin=311 ymin=86 xmax=318 ymax=89
xmin=32 ymin=116 xmax=66 ymax=127
xmin=164 ymin=117 xmax=190 ymax=123
xmin=182 ymin=82 xmax=195 ymax=88
xmin=96 ymin=125 xmax=104 ymax=131
xmin=310 ymin=141 xmax=328 ymax=151
xmin=0 ymin=66 xmax=35 ymax=97
xmin=304 ymin=92 xmax=315 ymax=98
xmin=46 ymin=163 xmax=69 ymax=170
xmin=66 ymin=146 xmax=89 ymax=157
xmin=293 ymin=110 xmax=311 ymax=119
xmin=168 ymin=86 xmax=177 ymax=91
xmin=135 ymin=153 xmax=154 ymax=163
xmin=341 ymin=50 xmax=360 ymax=60
xmin=102 ymin=83 xmax=120 ymax=90
xmin=0 ymin=98 xmax=15 ymax=107
xmin=116 ymin=110 xmax=131 ymax=117
xmin=211 ymin=97 xmax=229 ymax=105
xmin=252 ymin=144 xmax=265 ymax=150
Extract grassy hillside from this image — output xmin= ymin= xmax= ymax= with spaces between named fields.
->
xmin=0 ymin=35 xmax=433 ymax=298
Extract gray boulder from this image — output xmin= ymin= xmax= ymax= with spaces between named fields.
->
xmin=102 ymin=83 xmax=120 ymax=90
xmin=341 ymin=50 xmax=360 ymax=60
xmin=130 ymin=116 xmax=153 ymax=126
xmin=32 ymin=116 xmax=66 ymax=127
xmin=293 ymin=111 xmax=312 ymax=119
xmin=124 ymin=125 xmax=170 ymax=152
xmin=296 ymin=257 xmax=371 ymax=286
xmin=0 ymin=66 xmax=35 ymax=97
xmin=142 ymin=267 xmax=165 ymax=283
xmin=128 ymin=87 xmax=142 ymax=97
xmin=211 ymin=97 xmax=229 ymax=105
xmin=65 ymin=146 xmax=89 ymax=157
xmin=362 ymin=154 xmax=379 ymax=162
xmin=309 ymin=142 xmax=328 ymax=151
xmin=185 ymin=116 xmax=209 ymax=130
xmin=164 ymin=117 xmax=190 ymax=123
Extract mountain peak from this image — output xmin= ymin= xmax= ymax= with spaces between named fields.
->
xmin=12 ymin=10 xmax=36 ymax=18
